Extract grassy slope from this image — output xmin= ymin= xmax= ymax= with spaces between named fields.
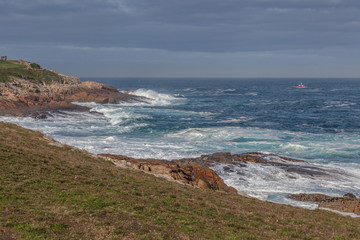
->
xmin=0 ymin=122 xmax=359 ymax=240
xmin=0 ymin=61 xmax=63 ymax=84
xmin=0 ymin=61 xmax=26 ymax=70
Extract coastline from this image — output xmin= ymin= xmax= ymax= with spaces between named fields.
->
xmin=1 ymin=111 xmax=359 ymax=216
xmin=0 ymin=102 xmax=90 ymax=118
xmin=0 ymin=60 xmax=148 ymax=118
xmin=1 ymin=121 xmax=360 ymax=239
xmin=1 ymin=64 xmax=359 ymax=216
xmin=1 ymin=61 xmax=359 ymax=218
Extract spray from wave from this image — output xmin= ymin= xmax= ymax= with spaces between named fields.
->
xmin=128 ymin=88 xmax=183 ymax=106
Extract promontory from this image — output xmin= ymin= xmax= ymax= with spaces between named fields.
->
xmin=0 ymin=59 xmax=145 ymax=117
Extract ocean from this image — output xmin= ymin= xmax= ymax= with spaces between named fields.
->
xmin=2 ymin=78 xmax=360 ymax=209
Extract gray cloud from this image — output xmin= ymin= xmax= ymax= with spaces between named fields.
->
xmin=1 ymin=0 xmax=359 ymax=77
xmin=1 ymin=0 xmax=360 ymax=52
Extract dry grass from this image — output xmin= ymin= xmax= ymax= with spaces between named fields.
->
xmin=0 ymin=121 xmax=359 ymax=239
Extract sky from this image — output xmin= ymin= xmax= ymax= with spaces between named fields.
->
xmin=1 ymin=0 xmax=360 ymax=78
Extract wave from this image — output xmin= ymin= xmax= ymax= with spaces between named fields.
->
xmin=129 ymin=88 xmax=183 ymax=106
xmin=322 ymin=100 xmax=356 ymax=109
xmin=212 ymin=160 xmax=360 ymax=208
xmin=91 ymin=105 xmax=148 ymax=126
xmin=165 ymin=126 xmax=360 ymax=162
xmin=217 ymin=117 xmax=254 ymax=123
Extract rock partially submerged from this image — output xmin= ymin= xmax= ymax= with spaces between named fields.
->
xmin=100 ymin=154 xmax=237 ymax=194
xmin=173 ymin=152 xmax=329 ymax=177
xmin=290 ymin=193 xmax=360 ymax=215
xmin=99 ymin=152 xmax=327 ymax=194
xmin=0 ymin=60 xmax=149 ymax=117
xmin=173 ymin=152 xmax=305 ymax=167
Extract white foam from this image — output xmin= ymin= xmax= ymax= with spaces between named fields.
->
xmin=212 ymin=160 xmax=360 ymax=209
xmin=322 ymin=100 xmax=356 ymax=109
xmin=129 ymin=88 xmax=181 ymax=106
xmin=105 ymin=136 xmax=115 ymax=141
xmin=218 ymin=117 xmax=254 ymax=123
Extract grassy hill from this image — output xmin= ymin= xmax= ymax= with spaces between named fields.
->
xmin=0 ymin=122 xmax=359 ymax=239
xmin=0 ymin=60 xmax=63 ymax=84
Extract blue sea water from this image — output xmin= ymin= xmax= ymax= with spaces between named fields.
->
xmin=2 ymin=78 xmax=360 ymax=209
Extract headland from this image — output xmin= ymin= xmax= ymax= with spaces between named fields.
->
xmin=0 ymin=59 xmax=146 ymax=117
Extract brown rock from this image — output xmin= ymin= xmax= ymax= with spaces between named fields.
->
xmin=289 ymin=193 xmax=360 ymax=215
xmin=0 ymin=71 xmax=149 ymax=116
xmin=100 ymin=154 xmax=237 ymax=194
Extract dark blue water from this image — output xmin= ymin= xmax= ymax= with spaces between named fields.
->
xmin=90 ymin=78 xmax=360 ymax=135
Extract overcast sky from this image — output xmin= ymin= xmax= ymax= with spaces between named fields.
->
xmin=1 ymin=0 xmax=360 ymax=78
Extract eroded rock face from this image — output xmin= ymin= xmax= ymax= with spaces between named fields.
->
xmin=100 ymin=154 xmax=237 ymax=193
xmin=0 ymin=77 xmax=147 ymax=117
xmin=289 ymin=193 xmax=360 ymax=215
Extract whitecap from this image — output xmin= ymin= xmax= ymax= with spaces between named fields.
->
xmin=129 ymin=88 xmax=182 ymax=106
xmin=218 ymin=117 xmax=254 ymax=123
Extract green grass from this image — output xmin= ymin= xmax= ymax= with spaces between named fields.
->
xmin=0 ymin=60 xmax=26 ymax=70
xmin=0 ymin=60 xmax=63 ymax=83
xmin=0 ymin=67 xmax=64 ymax=84
xmin=1 ymin=121 xmax=360 ymax=239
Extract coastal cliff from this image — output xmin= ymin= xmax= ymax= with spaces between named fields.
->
xmin=0 ymin=59 xmax=145 ymax=117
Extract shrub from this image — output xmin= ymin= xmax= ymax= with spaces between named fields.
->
xmin=30 ymin=63 xmax=41 ymax=69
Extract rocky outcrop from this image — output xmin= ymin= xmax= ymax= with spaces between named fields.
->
xmin=173 ymin=152 xmax=304 ymax=167
xmin=290 ymin=193 xmax=360 ymax=215
xmin=100 ymin=154 xmax=237 ymax=193
xmin=0 ymin=66 xmax=148 ymax=117
xmin=99 ymin=152 xmax=331 ymax=194
xmin=172 ymin=152 xmax=329 ymax=177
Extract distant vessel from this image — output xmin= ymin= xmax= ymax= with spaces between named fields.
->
xmin=297 ymin=83 xmax=306 ymax=88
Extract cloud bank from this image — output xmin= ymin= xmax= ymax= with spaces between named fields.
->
xmin=1 ymin=0 xmax=359 ymax=77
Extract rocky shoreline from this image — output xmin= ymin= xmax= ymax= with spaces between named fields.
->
xmin=0 ymin=60 xmax=148 ymax=117
xmin=100 ymin=152 xmax=360 ymax=216
xmin=290 ymin=193 xmax=360 ymax=215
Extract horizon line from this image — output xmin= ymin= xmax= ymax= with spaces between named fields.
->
xmin=80 ymin=76 xmax=360 ymax=79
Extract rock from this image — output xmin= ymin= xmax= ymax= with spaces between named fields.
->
xmin=344 ymin=193 xmax=357 ymax=200
xmin=100 ymin=154 xmax=237 ymax=194
xmin=172 ymin=152 xmax=325 ymax=177
xmin=289 ymin=193 xmax=332 ymax=202
xmin=173 ymin=152 xmax=305 ymax=168
xmin=100 ymin=151 xmax=327 ymax=194
xmin=289 ymin=193 xmax=360 ymax=215
xmin=0 ymin=68 xmax=150 ymax=116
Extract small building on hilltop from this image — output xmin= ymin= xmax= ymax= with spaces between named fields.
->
xmin=1 ymin=56 xmax=7 ymax=61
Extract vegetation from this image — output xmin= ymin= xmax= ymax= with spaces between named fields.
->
xmin=0 ymin=60 xmax=63 ymax=84
xmin=30 ymin=63 xmax=41 ymax=69
xmin=0 ymin=121 xmax=360 ymax=239
xmin=0 ymin=60 xmax=26 ymax=70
